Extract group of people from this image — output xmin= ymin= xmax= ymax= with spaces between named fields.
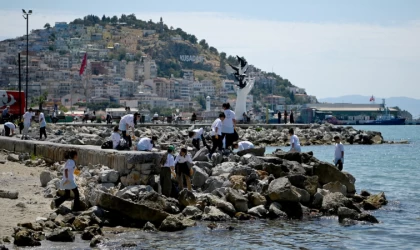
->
xmin=2 ymin=108 xmax=48 ymax=140
xmin=277 ymin=110 xmax=294 ymax=124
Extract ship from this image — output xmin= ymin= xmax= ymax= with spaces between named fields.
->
xmin=361 ymin=99 xmax=406 ymax=125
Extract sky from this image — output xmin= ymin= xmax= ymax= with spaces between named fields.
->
xmin=1 ymin=0 xmax=420 ymax=99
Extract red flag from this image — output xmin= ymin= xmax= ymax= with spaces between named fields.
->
xmin=79 ymin=53 xmax=87 ymax=76
xmin=369 ymin=95 xmax=375 ymax=102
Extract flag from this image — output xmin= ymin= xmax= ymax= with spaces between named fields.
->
xmin=369 ymin=95 xmax=375 ymax=102
xmin=79 ymin=53 xmax=87 ymax=76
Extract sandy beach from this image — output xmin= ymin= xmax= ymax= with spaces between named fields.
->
xmin=0 ymin=152 xmax=50 ymax=238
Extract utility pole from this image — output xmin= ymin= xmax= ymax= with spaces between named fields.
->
xmin=18 ymin=53 xmax=22 ymax=119
xmin=22 ymin=9 xmax=32 ymax=111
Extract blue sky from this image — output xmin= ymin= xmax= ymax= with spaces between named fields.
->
xmin=1 ymin=0 xmax=420 ymax=99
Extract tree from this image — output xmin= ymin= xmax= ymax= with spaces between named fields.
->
xmin=111 ymin=15 xmax=118 ymax=23
xmin=44 ymin=23 xmax=51 ymax=29
xmin=199 ymin=39 xmax=209 ymax=50
xmin=188 ymin=35 xmax=198 ymax=44
xmin=101 ymin=15 xmax=107 ymax=22
xmin=195 ymin=95 xmax=206 ymax=110
xmin=209 ymin=46 xmax=218 ymax=55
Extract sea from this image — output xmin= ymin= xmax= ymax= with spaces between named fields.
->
xmin=36 ymin=126 xmax=420 ymax=250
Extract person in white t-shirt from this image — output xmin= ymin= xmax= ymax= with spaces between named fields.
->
xmin=4 ymin=122 xmax=16 ymax=136
xmin=118 ymin=112 xmax=140 ymax=148
xmin=161 ymin=145 xmax=176 ymax=197
xmin=22 ymin=108 xmax=33 ymax=140
xmin=289 ymin=128 xmax=301 ymax=152
xmin=37 ymin=111 xmax=47 ymax=140
xmin=334 ymin=136 xmax=344 ymax=171
xmin=209 ymin=113 xmax=226 ymax=157
xmin=110 ymin=126 xmax=121 ymax=149
xmin=221 ymin=103 xmax=236 ymax=150
xmin=137 ymin=136 xmax=157 ymax=151
xmin=51 ymin=150 xmax=81 ymax=211
xmin=174 ymin=148 xmax=194 ymax=191
xmin=189 ymin=127 xmax=209 ymax=150
xmin=233 ymin=141 xmax=254 ymax=151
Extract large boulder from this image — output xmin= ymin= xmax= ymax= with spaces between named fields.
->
xmin=182 ymin=206 xmax=203 ymax=219
xmin=208 ymin=195 xmax=237 ymax=215
xmin=191 ymin=166 xmax=209 ymax=188
xmin=313 ymin=162 xmax=356 ymax=193
xmin=323 ymin=181 xmax=347 ymax=196
xmin=204 ymin=176 xmax=226 ymax=193
xmin=321 ymin=192 xmax=353 ymax=213
xmin=40 ymin=170 xmax=56 ymax=187
xmin=268 ymin=202 xmax=288 ymax=219
xmin=337 ymin=207 xmax=359 ymax=222
xmin=267 ymin=177 xmax=299 ymax=202
xmin=13 ymin=229 xmax=41 ymax=246
xmin=248 ymin=192 xmax=267 ymax=207
xmin=291 ymin=186 xmax=310 ymax=204
xmin=240 ymin=154 xmax=264 ymax=166
xmin=229 ymin=175 xmax=247 ymax=191
xmin=159 ymin=215 xmax=187 ymax=232
xmin=178 ymin=189 xmax=197 ymax=207
xmin=226 ymin=188 xmax=248 ymax=213
xmin=115 ymin=185 xmax=153 ymax=200
xmin=72 ymin=216 xmax=91 ymax=231
xmin=211 ymin=162 xmax=237 ymax=176
xmin=303 ymin=176 xmax=319 ymax=196
xmin=193 ymin=147 xmax=210 ymax=161
xmin=362 ymin=192 xmax=387 ymax=210
xmin=100 ymin=169 xmax=120 ymax=183
xmin=202 ymin=206 xmax=231 ymax=221
xmin=236 ymin=147 xmax=265 ymax=157
xmin=81 ymin=226 xmax=103 ymax=241
xmin=46 ymin=228 xmax=75 ymax=242
xmin=273 ymin=150 xmax=302 ymax=163
xmin=248 ymin=205 xmax=268 ymax=218
xmin=94 ymin=191 xmax=169 ymax=223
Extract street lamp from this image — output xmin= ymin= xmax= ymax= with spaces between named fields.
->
xmin=22 ymin=9 xmax=32 ymax=111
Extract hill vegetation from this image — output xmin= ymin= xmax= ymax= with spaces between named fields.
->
xmin=69 ymin=14 xmax=304 ymax=104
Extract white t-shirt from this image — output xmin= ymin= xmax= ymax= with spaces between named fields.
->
xmin=222 ymin=109 xmax=235 ymax=133
xmin=335 ymin=143 xmax=344 ymax=160
xmin=119 ymin=114 xmax=134 ymax=130
xmin=111 ymin=132 xmax=121 ymax=149
xmin=4 ymin=122 xmax=15 ymax=129
xmin=164 ymin=154 xmax=175 ymax=167
xmin=137 ymin=137 xmax=153 ymax=151
xmin=174 ymin=154 xmax=194 ymax=164
xmin=63 ymin=159 xmax=76 ymax=181
xmin=192 ymin=128 xmax=203 ymax=139
xmin=211 ymin=118 xmax=222 ymax=136
xmin=238 ymin=141 xmax=254 ymax=151
xmin=39 ymin=113 xmax=46 ymax=127
xmin=290 ymin=135 xmax=300 ymax=146
xmin=23 ymin=111 xmax=33 ymax=124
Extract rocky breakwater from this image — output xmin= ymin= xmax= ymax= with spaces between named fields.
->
xmin=18 ymin=123 xmax=400 ymax=148
xmin=8 ymin=148 xmax=388 ymax=248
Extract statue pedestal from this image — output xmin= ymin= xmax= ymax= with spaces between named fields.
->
xmin=234 ymin=78 xmax=254 ymax=120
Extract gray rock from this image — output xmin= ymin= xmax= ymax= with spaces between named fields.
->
xmin=303 ymin=176 xmax=319 ymax=196
xmin=291 ymin=186 xmax=310 ymax=204
xmin=211 ymin=162 xmax=237 ymax=176
xmin=7 ymin=154 xmax=19 ymax=162
xmin=0 ymin=190 xmax=18 ymax=199
xmin=211 ymin=153 xmax=223 ymax=166
xmin=182 ymin=206 xmax=203 ymax=219
xmin=89 ymin=235 xmax=104 ymax=248
xmin=202 ymin=206 xmax=231 ymax=221
xmin=321 ymin=192 xmax=353 ymax=213
xmin=81 ymin=226 xmax=103 ymax=241
xmin=100 ymin=169 xmax=119 ymax=183
xmin=240 ymin=154 xmax=264 ymax=166
xmin=337 ymin=207 xmax=359 ymax=222
xmin=96 ymin=183 xmax=115 ymax=192
xmin=267 ymin=177 xmax=299 ymax=202
xmin=194 ymin=161 xmax=213 ymax=169
xmin=269 ymin=202 xmax=288 ymax=218
xmin=208 ymin=195 xmax=236 ymax=215
xmin=323 ymin=181 xmax=347 ymax=196
xmin=312 ymin=192 xmax=324 ymax=209
xmin=226 ymin=188 xmax=248 ymax=213
xmin=248 ymin=192 xmax=267 ymax=207
xmin=193 ymin=147 xmax=210 ymax=161
xmin=115 ymin=185 xmax=153 ymax=199
xmin=192 ymin=166 xmax=209 ymax=188
xmin=13 ymin=229 xmax=41 ymax=246
xmin=313 ymin=162 xmax=356 ymax=193
xmin=159 ymin=215 xmax=187 ymax=232
xmin=204 ymin=176 xmax=226 ymax=193
xmin=178 ymin=189 xmax=197 ymax=207
xmin=143 ymin=222 xmax=157 ymax=231
xmin=40 ymin=170 xmax=56 ymax=187
xmin=248 ymin=205 xmax=268 ymax=218
xmin=46 ymin=227 xmax=75 ymax=242
xmin=236 ymin=147 xmax=266 ymax=157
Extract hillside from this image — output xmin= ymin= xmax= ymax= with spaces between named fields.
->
xmin=319 ymin=95 xmax=420 ymax=118
xmin=69 ymin=14 xmax=302 ymax=104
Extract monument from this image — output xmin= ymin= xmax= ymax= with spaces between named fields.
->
xmin=227 ymin=56 xmax=255 ymax=120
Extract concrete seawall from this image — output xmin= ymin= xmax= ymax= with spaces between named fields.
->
xmin=0 ymin=137 xmax=164 ymax=186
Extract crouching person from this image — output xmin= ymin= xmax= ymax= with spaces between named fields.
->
xmin=189 ymin=128 xmax=209 ymax=151
xmin=233 ymin=141 xmax=254 ymax=152
xmin=137 ymin=136 xmax=158 ymax=151
xmin=160 ymin=145 xmax=176 ymax=197
xmin=175 ymin=148 xmax=193 ymax=191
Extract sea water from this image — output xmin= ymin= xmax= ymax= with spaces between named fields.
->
xmin=37 ymin=126 xmax=420 ymax=250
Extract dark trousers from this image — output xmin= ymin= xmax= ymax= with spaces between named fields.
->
xmin=54 ymin=188 xmax=80 ymax=211
xmin=192 ymin=135 xmax=209 ymax=150
xmin=210 ymin=135 xmax=223 ymax=154
xmin=40 ymin=127 xmax=47 ymax=139
xmin=122 ymin=130 xmax=132 ymax=147
xmin=106 ymin=118 xmax=112 ymax=124
xmin=4 ymin=126 xmax=10 ymax=136
xmin=284 ymin=117 xmax=287 ymax=124
xmin=221 ymin=133 xmax=234 ymax=149
xmin=160 ymin=168 xmax=172 ymax=197
xmin=278 ymin=118 xmax=281 ymax=124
